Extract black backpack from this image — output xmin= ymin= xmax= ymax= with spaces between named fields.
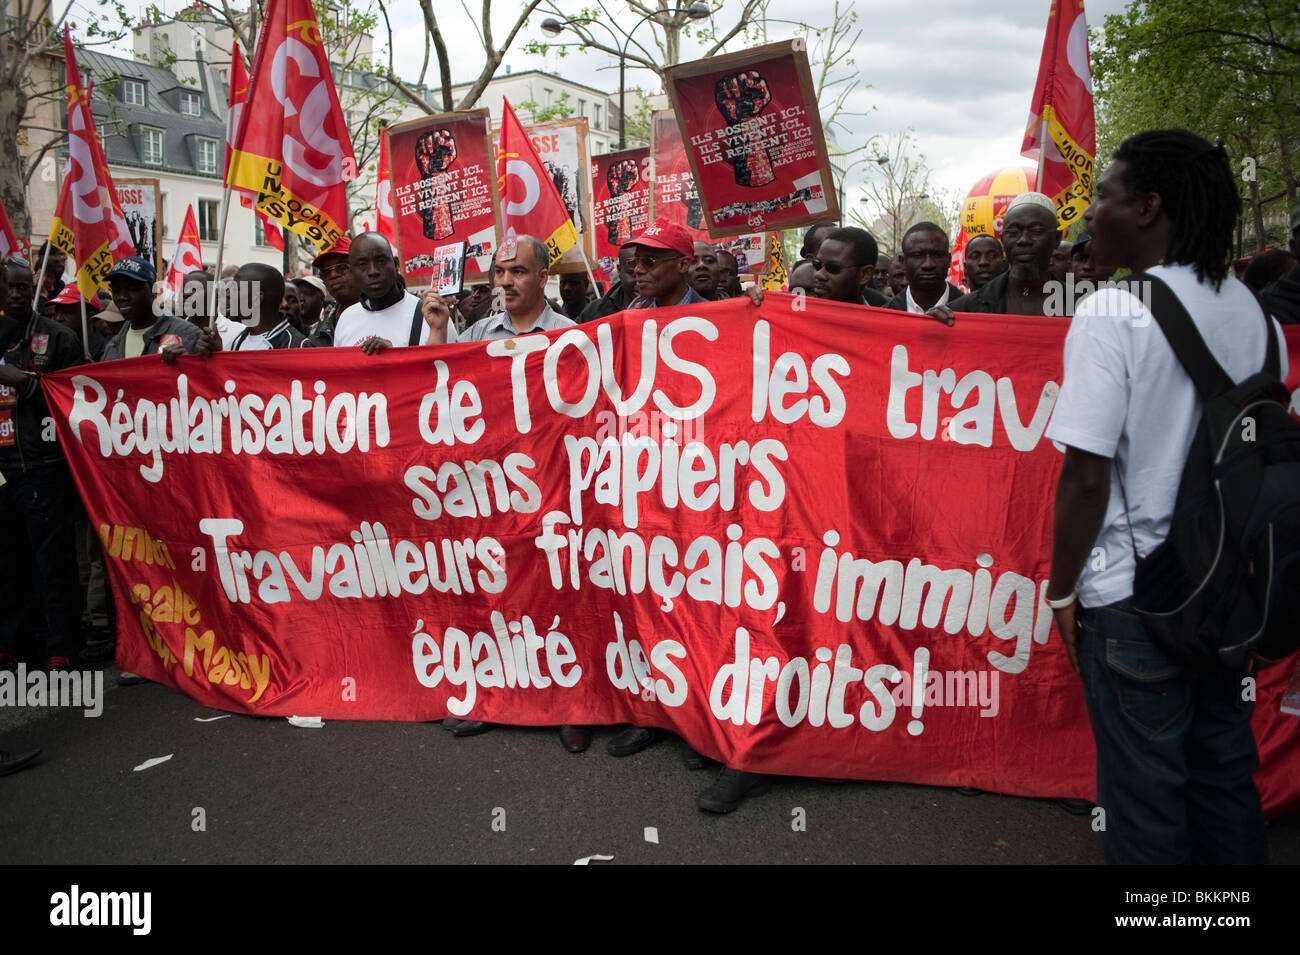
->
xmin=1124 ymin=272 xmax=1300 ymax=669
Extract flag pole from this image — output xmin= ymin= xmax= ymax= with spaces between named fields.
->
xmin=31 ymin=240 xmax=51 ymax=314
xmin=78 ymin=292 xmax=91 ymax=361
xmin=209 ymin=182 xmax=234 ymax=329
xmin=1035 ymin=118 xmax=1048 ymax=193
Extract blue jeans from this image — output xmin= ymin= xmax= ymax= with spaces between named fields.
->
xmin=1077 ymin=598 xmax=1267 ymax=864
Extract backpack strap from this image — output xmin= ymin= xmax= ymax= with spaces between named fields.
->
xmin=231 ymin=327 xmax=250 ymax=351
xmin=408 ymin=297 xmax=424 ymax=347
xmin=1129 ymin=271 xmax=1235 ymax=401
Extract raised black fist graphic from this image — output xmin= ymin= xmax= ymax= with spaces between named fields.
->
xmin=414 ymin=129 xmax=457 ymax=239
xmin=606 ymin=159 xmax=639 ymax=245
xmin=714 ymin=70 xmax=776 ymax=188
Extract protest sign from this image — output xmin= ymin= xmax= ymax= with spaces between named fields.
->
xmin=113 ymin=179 xmax=161 ymax=273
xmin=665 ymin=39 xmax=838 ymax=237
xmin=518 ymin=116 xmax=593 ymax=275
xmin=649 ymin=110 xmax=709 ymax=241
xmin=388 ymin=110 xmax=500 ymax=284
xmin=591 ymin=147 xmax=650 ymax=283
xmin=41 ymin=312 xmax=1300 ymax=811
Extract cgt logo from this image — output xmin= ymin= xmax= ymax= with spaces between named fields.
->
xmin=270 ymin=36 xmax=348 ymax=187
xmin=50 ymin=885 xmax=151 ymax=935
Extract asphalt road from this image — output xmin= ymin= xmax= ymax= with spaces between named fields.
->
xmin=3 ymin=667 xmax=1298 ymax=865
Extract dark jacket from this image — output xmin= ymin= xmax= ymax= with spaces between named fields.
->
xmin=862 ymin=286 xmax=889 ymax=307
xmin=100 ymin=314 xmax=201 ymax=362
xmin=0 ymin=311 xmax=85 ymax=473
xmin=578 ymin=281 xmax=636 ymax=323
xmin=1261 ymin=265 xmax=1300 ymax=326
xmin=885 ymin=283 xmax=964 ymax=311
xmin=948 ymin=272 xmax=1010 ymax=313
xmin=231 ymin=319 xmax=318 ymax=350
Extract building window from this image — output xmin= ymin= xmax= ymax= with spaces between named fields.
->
xmin=180 ymin=90 xmax=201 ymax=116
xmin=594 ymin=103 xmax=602 ymax=129
xmin=142 ymin=127 xmax=164 ymax=165
xmin=543 ymin=87 xmax=553 ymax=105
xmin=254 ymin=214 xmax=273 ymax=247
xmin=196 ymin=138 xmax=218 ymax=175
xmin=197 ymin=198 xmax=220 ymax=242
xmin=124 ymin=79 xmax=145 ymax=106
xmin=578 ymin=98 xmax=587 ymax=117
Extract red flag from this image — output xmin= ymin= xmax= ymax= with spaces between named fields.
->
xmin=496 ymin=99 xmax=578 ymax=264
xmin=1021 ymin=0 xmax=1096 ymax=229
xmin=0 ymin=197 xmax=27 ymax=262
xmin=224 ymin=40 xmax=250 ymax=189
xmin=226 ymin=0 xmax=356 ymax=251
xmin=165 ymin=205 xmax=204 ymax=294
xmin=54 ymin=28 xmax=133 ymax=300
xmin=376 ymin=128 xmax=395 ymax=242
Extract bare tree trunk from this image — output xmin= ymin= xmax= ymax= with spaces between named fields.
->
xmin=0 ymin=80 xmax=31 ymax=238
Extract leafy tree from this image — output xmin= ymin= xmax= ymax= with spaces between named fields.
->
xmin=1092 ymin=0 xmax=1299 ymax=252
xmin=2 ymin=0 xmax=133 ymax=239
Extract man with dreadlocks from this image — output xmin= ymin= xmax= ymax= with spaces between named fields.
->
xmin=1043 ymin=130 xmax=1288 ymax=864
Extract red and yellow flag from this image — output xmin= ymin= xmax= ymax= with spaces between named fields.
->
xmin=223 ymin=40 xmax=250 ymax=189
xmin=496 ymin=99 xmax=578 ymax=265
xmin=226 ymin=0 xmax=356 ymax=251
xmin=1021 ymin=0 xmax=1096 ymax=229
xmin=52 ymin=28 xmax=134 ymax=300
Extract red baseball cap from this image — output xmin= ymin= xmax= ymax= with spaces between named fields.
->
xmin=50 ymin=285 xmax=83 ymax=306
xmin=622 ymin=218 xmax=694 ymax=258
xmin=312 ymin=235 xmax=352 ymax=267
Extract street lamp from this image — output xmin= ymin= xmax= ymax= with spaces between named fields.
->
xmin=541 ymin=3 xmax=710 ymax=150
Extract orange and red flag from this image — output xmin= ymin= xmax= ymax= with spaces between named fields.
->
xmin=226 ymin=0 xmax=356 ymax=251
xmin=496 ymin=99 xmax=578 ymax=265
xmin=52 ymin=28 xmax=135 ymax=300
xmin=1021 ymin=0 xmax=1096 ymax=230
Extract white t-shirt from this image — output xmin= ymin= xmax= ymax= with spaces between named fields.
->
xmin=1045 ymin=263 xmax=1288 ymax=607
xmin=332 ymin=291 xmax=459 ymax=348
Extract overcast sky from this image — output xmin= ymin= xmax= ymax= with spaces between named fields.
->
xmin=108 ymin=0 xmax=1134 ymax=212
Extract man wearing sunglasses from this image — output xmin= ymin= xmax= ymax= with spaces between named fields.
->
xmin=623 ymin=219 xmax=710 ymax=310
xmin=810 ymin=227 xmax=889 ymax=307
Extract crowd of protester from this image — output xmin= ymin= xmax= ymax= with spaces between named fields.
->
xmin=3 ymin=129 xmax=1298 ymax=853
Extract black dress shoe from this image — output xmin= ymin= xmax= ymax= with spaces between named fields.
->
xmin=956 ymin=787 xmax=984 ymax=796
xmin=559 ymin=725 xmax=592 ymax=753
xmin=450 ymin=719 xmax=493 ymax=738
xmin=0 ymin=748 xmax=41 ymax=777
xmin=697 ymin=767 xmax=771 ymax=813
xmin=681 ymin=745 xmax=716 ymax=771
xmin=441 ymin=717 xmax=463 ymax=732
xmin=606 ymin=725 xmax=663 ymax=757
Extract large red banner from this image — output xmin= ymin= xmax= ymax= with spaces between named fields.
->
xmin=388 ymin=110 xmax=500 ymax=284
xmin=41 ymin=307 xmax=1300 ymax=812
xmin=665 ymin=41 xmax=838 ymax=236
xmin=590 ymin=147 xmax=650 ymax=282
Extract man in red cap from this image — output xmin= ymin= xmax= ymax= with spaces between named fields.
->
xmin=312 ymin=236 xmax=358 ymax=344
xmin=48 ymin=285 xmax=108 ymax=360
xmin=623 ymin=218 xmax=710 ymax=310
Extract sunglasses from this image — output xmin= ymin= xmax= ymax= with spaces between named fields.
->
xmin=630 ymin=254 xmax=682 ymax=270
xmin=318 ymin=262 xmax=350 ymax=278
xmin=811 ymin=258 xmax=851 ymax=275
